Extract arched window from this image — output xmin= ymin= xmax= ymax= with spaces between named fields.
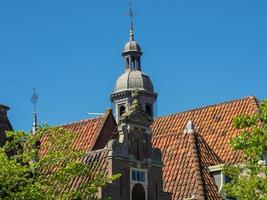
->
xmin=126 ymin=58 xmax=130 ymax=68
xmin=137 ymin=58 xmax=141 ymax=69
xmin=145 ymin=104 xmax=152 ymax=116
xmin=132 ymin=183 xmax=146 ymax=200
xmin=119 ymin=105 xmax=126 ymax=116
xmin=131 ymin=58 xmax=136 ymax=69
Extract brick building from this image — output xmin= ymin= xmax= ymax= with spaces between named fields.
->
xmin=1 ymin=14 xmax=261 ymax=200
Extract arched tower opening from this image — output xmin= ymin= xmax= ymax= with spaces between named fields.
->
xmin=132 ymin=183 xmax=146 ymax=200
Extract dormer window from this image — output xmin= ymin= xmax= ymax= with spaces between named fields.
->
xmin=209 ymin=164 xmax=229 ymax=193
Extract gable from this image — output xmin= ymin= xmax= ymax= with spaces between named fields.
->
xmin=40 ymin=109 xmax=117 ymax=156
xmin=151 ymin=96 xmax=260 ymax=199
xmin=62 ymin=109 xmax=117 ymax=151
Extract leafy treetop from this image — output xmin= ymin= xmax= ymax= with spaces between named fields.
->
xmin=0 ymin=125 xmax=119 ymax=200
xmin=224 ymin=99 xmax=267 ymax=200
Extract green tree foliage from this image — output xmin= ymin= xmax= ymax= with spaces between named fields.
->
xmin=0 ymin=125 xmax=119 ymax=200
xmin=224 ymin=99 xmax=267 ymax=200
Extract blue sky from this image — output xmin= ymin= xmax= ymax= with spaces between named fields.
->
xmin=0 ymin=0 xmax=266 ymax=131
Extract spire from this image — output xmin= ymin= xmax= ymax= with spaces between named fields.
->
xmin=129 ymin=1 xmax=134 ymax=41
xmin=31 ymin=88 xmax=38 ymax=134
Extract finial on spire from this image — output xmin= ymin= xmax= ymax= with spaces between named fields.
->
xmin=31 ymin=88 xmax=39 ymax=134
xmin=128 ymin=1 xmax=135 ymax=41
xmin=183 ymin=120 xmax=195 ymax=134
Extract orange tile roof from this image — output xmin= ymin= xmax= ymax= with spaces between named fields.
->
xmin=59 ymin=108 xmax=117 ymax=152
xmin=152 ymin=96 xmax=259 ymax=199
xmin=68 ymin=149 xmax=109 ymax=191
xmin=39 ymin=96 xmax=260 ymax=199
xmin=39 ymin=116 xmax=106 ymax=156
xmin=63 ymin=116 xmax=105 ymax=151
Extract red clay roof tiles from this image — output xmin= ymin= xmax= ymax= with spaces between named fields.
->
xmin=68 ymin=149 xmax=110 ymax=191
xmin=40 ymin=96 xmax=260 ymax=199
xmin=152 ymin=96 xmax=259 ymax=199
xmin=63 ymin=116 xmax=105 ymax=151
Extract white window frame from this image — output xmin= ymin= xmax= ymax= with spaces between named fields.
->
xmin=209 ymin=164 xmax=225 ymax=192
xmin=130 ymin=168 xmax=148 ymax=200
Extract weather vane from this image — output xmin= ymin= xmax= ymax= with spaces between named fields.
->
xmin=128 ymin=1 xmax=134 ymax=22
xmin=31 ymin=88 xmax=39 ymax=134
xmin=31 ymin=88 xmax=38 ymax=112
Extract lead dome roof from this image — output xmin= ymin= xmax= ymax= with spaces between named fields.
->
xmin=114 ymin=70 xmax=154 ymax=93
xmin=123 ymin=41 xmax=141 ymax=53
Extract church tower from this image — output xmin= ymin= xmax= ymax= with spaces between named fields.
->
xmin=110 ymin=8 xmax=157 ymax=122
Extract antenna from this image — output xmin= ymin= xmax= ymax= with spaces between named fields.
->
xmin=87 ymin=112 xmax=105 ymax=116
xmin=31 ymin=88 xmax=38 ymax=134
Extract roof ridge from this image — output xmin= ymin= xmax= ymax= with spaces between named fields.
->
xmin=195 ymin=133 xmax=223 ymax=166
xmin=188 ymin=132 xmax=206 ymax=200
xmin=155 ymin=96 xmax=258 ymax=120
xmin=193 ymin=132 xmax=223 ymax=199
xmin=59 ymin=116 xmax=104 ymax=127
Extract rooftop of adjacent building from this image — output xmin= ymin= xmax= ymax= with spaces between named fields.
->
xmin=36 ymin=95 xmax=259 ymax=199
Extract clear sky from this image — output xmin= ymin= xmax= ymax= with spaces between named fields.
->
xmin=0 ymin=0 xmax=266 ymax=131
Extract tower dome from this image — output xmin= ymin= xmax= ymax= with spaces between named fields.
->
xmin=115 ymin=70 xmax=154 ymax=93
xmin=123 ymin=40 xmax=141 ymax=53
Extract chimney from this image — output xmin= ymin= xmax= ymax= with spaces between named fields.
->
xmin=0 ymin=105 xmax=9 ymax=121
xmin=0 ymin=104 xmax=12 ymax=146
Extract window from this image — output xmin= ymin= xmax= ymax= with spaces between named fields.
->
xmin=211 ymin=171 xmax=223 ymax=190
xmin=132 ymin=170 xmax=146 ymax=182
xmin=145 ymin=104 xmax=152 ymax=116
xmin=126 ymin=58 xmax=130 ymax=68
xmin=131 ymin=58 xmax=136 ymax=69
xmin=119 ymin=105 xmax=126 ymax=116
xmin=209 ymin=164 xmax=228 ymax=192
xmin=130 ymin=168 xmax=147 ymax=200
